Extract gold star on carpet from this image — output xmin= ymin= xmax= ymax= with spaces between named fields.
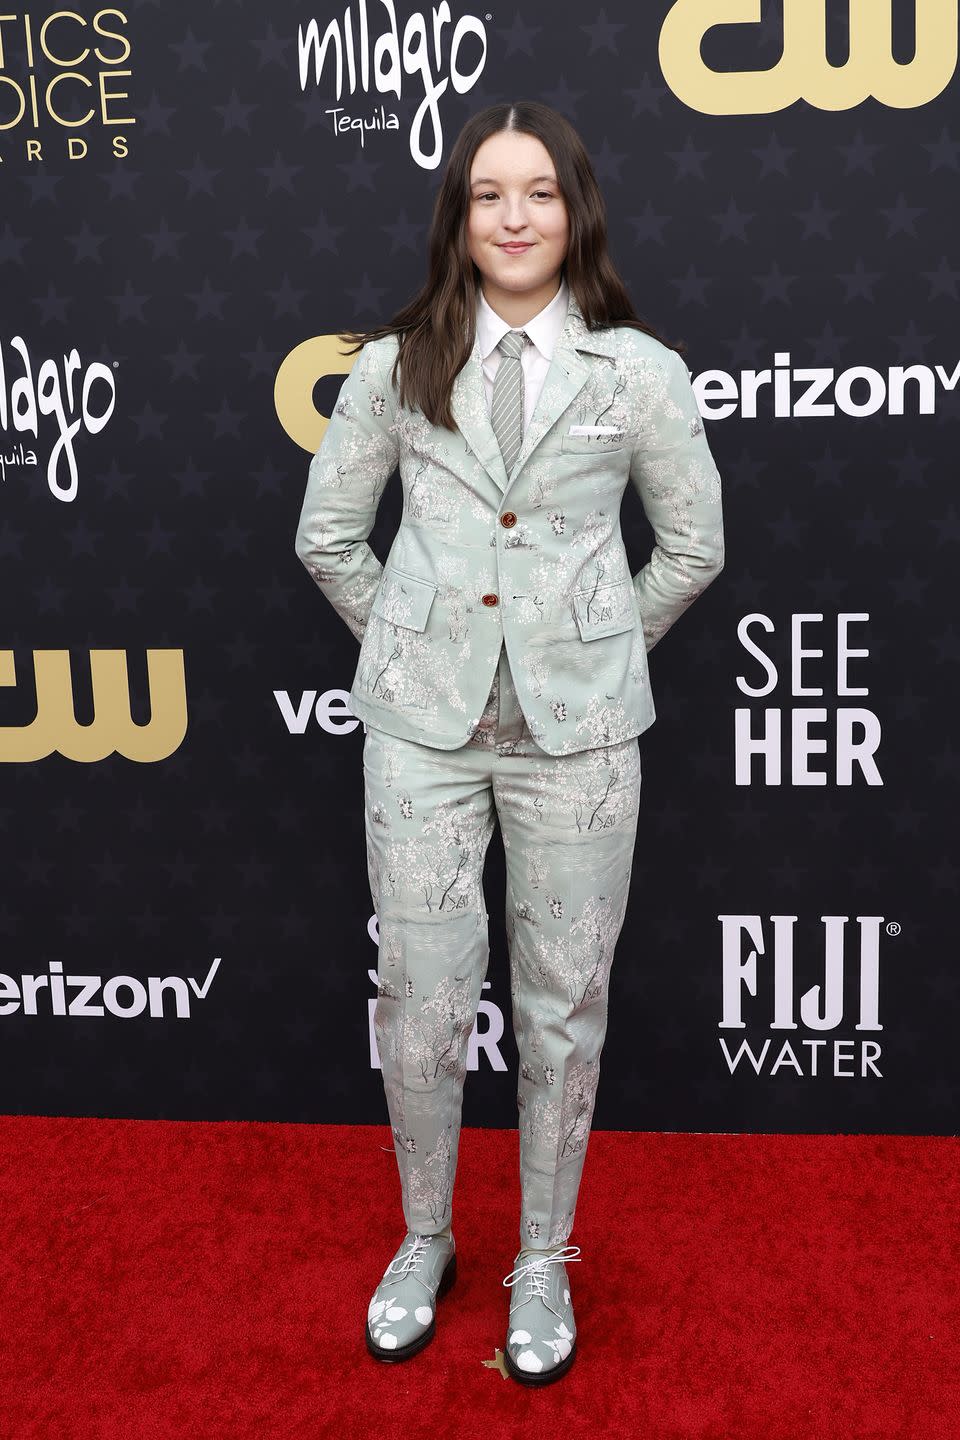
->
xmin=482 ymin=1347 xmax=510 ymax=1378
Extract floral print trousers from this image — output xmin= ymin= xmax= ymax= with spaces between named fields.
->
xmin=363 ymin=639 xmax=642 ymax=1250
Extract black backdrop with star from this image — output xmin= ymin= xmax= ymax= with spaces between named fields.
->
xmin=0 ymin=2 xmax=957 ymax=1133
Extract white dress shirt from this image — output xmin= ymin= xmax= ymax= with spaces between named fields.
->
xmin=476 ymin=277 xmax=570 ymax=435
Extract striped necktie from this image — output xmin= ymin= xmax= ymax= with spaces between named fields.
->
xmin=490 ymin=328 xmax=528 ymax=476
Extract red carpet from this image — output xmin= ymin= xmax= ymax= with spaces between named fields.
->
xmin=0 ymin=1118 xmax=956 ymax=1439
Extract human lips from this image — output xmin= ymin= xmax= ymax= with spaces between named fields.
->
xmin=498 ymin=242 xmax=533 ymax=253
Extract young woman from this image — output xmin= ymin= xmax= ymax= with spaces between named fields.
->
xmin=295 ymin=99 xmax=725 ymax=1384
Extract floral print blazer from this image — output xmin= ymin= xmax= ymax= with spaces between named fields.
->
xmin=295 ymin=294 xmax=725 ymax=756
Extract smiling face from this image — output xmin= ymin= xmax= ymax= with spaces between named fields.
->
xmin=466 ymin=128 xmax=570 ymax=323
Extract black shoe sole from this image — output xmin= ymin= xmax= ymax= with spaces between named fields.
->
xmin=504 ymin=1337 xmax=577 ymax=1385
xmin=365 ymin=1249 xmax=458 ymax=1363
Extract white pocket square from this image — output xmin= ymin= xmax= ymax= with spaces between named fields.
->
xmin=567 ymin=424 xmax=626 ymax=436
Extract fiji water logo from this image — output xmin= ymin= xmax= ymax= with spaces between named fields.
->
xmin=717 ymin=914 xmax=898 ymax=1078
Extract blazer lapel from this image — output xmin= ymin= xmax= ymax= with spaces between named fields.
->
xmin=450 ymin=341 xmax=508 ymax=492
xmin=450 ymin=293 xmax=619 ymax=498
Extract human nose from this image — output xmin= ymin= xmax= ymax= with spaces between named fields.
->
xmin=501 ymin=195 xmax=529 ymax=228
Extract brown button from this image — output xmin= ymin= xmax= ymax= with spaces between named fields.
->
xmin=500 ymin=511 xmax=517 ymax=527
xmin=481 ymin=593 xmax=499 ymax=606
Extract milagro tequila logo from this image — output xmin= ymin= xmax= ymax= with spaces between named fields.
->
xmin=0 ymin=335 xmax=116 ymax=501
xmin=718 ymin=914 xmax=896 ymax=1078
xmin=0 ymin=957 xmax=221 ymax=1019
xmin=298 ymin=0 xmax=487 ymax=169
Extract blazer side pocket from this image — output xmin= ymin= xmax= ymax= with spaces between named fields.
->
xmin=571 ymin=579 xmax=637 ymax=640
xmin=371 ymin=564 xmax=438 ymax=632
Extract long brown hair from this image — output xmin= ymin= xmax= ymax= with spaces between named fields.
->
xmin=337 ymin=100 xmax=684 ymax=430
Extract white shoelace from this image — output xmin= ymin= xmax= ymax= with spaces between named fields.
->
xmin=501 ymin=1244 xmax=581 ymax=1298
xmin=387 ymin=1234 xmax=432 ymax=1278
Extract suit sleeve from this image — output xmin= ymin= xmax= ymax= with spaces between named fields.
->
xmin=294 ymin=338 xmax=399 ymax=644
xmin=628 ymin=345 xmax=725 ymax=653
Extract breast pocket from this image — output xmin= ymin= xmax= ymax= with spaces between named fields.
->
xmin=560 ymin=428 xmax=632 ymax=455
xmin=571 ymin=579 xmax=637 ymax=639
xmin=371 ymin=564 xmax=438 ymax=632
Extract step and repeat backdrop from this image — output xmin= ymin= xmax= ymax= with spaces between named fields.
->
xmin=1 ymin=2 xmax=957 ymax=1133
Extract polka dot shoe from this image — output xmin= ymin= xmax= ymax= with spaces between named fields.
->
xmin=365 ymin=1231 xmax=457 ymax=1362
xmin=502 ymin=1244 xmax=581 ymax=1384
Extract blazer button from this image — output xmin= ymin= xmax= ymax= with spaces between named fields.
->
xmin=481 ymin=593 xmax=499 ymax=606
xmin=500 ymin=511 xmax=517 ymax=527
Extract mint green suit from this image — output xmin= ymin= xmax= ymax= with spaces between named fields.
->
xmin=295 ymin=296 xmax=724 ymax=1246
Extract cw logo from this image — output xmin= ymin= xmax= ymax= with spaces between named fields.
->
xmin=660 ymin=0 xmax=958 ymax=114
xmin=0 ymin=649 xmax=187 ymax=762
xmin=274 ymin=334 xmax=355 ymax=454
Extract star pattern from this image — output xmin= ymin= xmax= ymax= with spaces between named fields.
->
xmin=0 ymin=0 xmax=954 ymax=1128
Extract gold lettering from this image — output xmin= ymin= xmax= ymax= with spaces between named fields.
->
xmin=659 ymin=0 xmax=958 ymax=115
xmin=0 ymin=649 xmax=188 ymax=762
xmin=40 ymin=11 xmax=90 ymax=69
xmin=92 ymin=9 xmax=132 ymax=67
xmin=0 ymin=73 xmax=27 ymax=130
xmin=98 ymin=66 xmax=133 ymax=124
xmin=275 ymin=334 xmax=356 ymax=453
xmin=47 ymin=70 xmax=94 ymax=127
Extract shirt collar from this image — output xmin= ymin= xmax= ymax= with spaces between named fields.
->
xmin=476 ymin=276 xmax=569 ymax=363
